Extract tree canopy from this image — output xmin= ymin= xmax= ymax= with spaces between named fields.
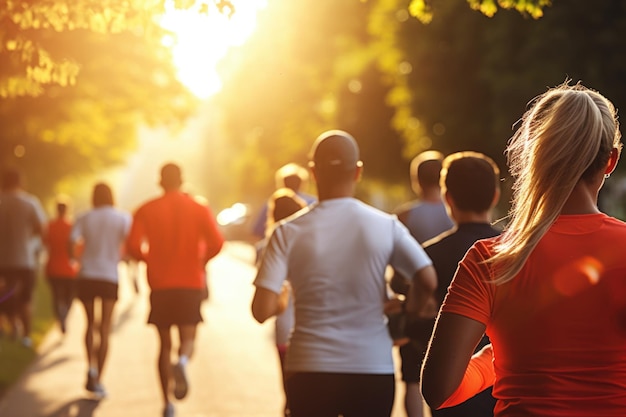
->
xmin=213 ymin=0 xmax=626 ymax=217
xmin=14 ymin=0 xmax=619 ymax=215
xmin=0 ymin=0 xmax=204 ymax=199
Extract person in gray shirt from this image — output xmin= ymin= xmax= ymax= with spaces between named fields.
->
xmin=0 ymin=168 xmax=46 ymax=347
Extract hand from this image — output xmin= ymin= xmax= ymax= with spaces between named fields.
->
xmin=276 ymin=281 xmax=291 ymax=315
xmin=384 ymin=296 xmax=405 ymax=315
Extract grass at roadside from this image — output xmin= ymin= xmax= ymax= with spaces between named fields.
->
xmin=0 ymin=274 xmax=55 ymax=398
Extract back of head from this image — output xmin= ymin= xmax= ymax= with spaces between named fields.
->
xmin=92 ymin=182 xmax=114 ymax=208
xmin=55 ymin=194 xmax=72 ymax=218
xmin=410 ymin=150 xmax=444 ymax=194
xmin=266 ymin=188 xmax=307 ymax=237
xmin=275 ymin=163 xmax=308 ymax=192
xmin=492 ymin=81 xmax=622 ymax=284
xmin=441 ymin=151 xmax=500 ymax=213
xmin=160 ymin=163 xmax=183 ymax=191
xmin=309 ymin=130 xmax=362 ymax=184
xmin=2 ymin=168 xmax=22 ymax=191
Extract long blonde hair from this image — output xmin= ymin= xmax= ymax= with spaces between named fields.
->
xmin=488 ymin=82 xmax=622 ymax=284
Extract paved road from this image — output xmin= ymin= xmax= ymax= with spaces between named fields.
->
xmin=0 ymin=242 xmax=414 ymax=417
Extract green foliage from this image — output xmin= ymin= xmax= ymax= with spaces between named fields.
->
xmin=367 ymin=0 xmax=626 ymax=219
xmin=0 ymin=0 xmax=199 ymax=200
xmin=408 ymin=0 xmax=552 ymax=23
xmin=215 ymin=0 xmax=397 ymax=204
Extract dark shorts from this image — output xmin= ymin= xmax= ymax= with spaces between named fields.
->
xmin=286 ymin=372 xmax=395 ymax=417
xmin=148 ymin=289 xmax=204 ymax=328
xmin=48 ymin=277 xmax=76 ymax=301
xmin=0 ymin=268 xmax=36 ymax=314
xmin=399 ymin=317 xmax=436 ymax=383
xmin=76 ymin=278 xmax=118 ymax=302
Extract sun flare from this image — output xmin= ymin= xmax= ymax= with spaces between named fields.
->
xmin=159 ymin=0 xmax=266 ymax=99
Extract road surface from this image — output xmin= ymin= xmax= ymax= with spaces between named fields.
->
xmin=0 ymin=242 xmax=415 ymax=417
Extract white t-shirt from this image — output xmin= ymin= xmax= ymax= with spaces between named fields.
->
xmin=0 ymin=190 xmax=47 ymax=269
xmin=71 ymin=206 xmax=131 ymax=283
xmin=254 ymin=197 xmax=432 ymax=374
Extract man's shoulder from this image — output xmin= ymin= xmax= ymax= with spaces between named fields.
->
xmin=134 ymin=194 xmax=169 ymax=213
xmin=393 ymin=199 xmax=420 ymax=216
xmin=425 ymin=224 xmax=499 ymax=255
xmin=3 ymin=191 xmax=42 ymax=208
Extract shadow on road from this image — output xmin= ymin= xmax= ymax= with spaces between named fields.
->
xmin=49 ymin=397 xmax=101 ymax=417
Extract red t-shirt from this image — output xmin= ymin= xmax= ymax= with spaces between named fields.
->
xmin=443 ymin=213 xmax=626 ymax=416
xmin=126 ymin=191 xmax=224 ymax=290
xmin=44 ymin=218 xmax=78 ymax=278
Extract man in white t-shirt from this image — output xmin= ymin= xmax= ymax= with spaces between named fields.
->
xmin=252 ymin=130 xmax=437 ymax=417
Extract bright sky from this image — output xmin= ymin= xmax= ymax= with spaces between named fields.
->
xmin=159 ymin=0 xmax=267 ymax=99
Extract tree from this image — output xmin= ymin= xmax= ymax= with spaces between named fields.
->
xmin=0 ymin=0 xmax=203 ymax=199
xmin=214 ymin=0 xmax=399 ymax=206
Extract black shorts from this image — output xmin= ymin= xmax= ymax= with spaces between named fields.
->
xmin=148 ymin=289 xmax=203 ymax=328
xmin=286 ymin=372 xmax=395 ymax=417
xmin=399 ymin=317 xmax=436 ymax=383
xmin=76 ymin=278 xmax=118 ymax=302
xmin=48 ymin=277 xmax=76 ymax=300
xmin=0 ymin=268 xmax=36 ymax=314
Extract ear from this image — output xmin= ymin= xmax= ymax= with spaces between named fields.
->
xmin=444 ymin=191 xmax=454 ymax=208
xmin=605 ymin=147 xmax=620 ymax=176
xmin=491 ymin=187 xmax=501 ymax=208
xmin=308 ymin=162 xmax=317 ymax=182
xmin=355 ymin=161 xmax=364 ymax=182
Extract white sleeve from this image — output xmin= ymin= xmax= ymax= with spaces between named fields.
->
xmin=389 ymin=219 xmax=432 ymax=279
xmin=253 ymin=226 xmax=288 ymax=294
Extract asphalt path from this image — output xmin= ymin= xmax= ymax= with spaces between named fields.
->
xmin=0 ymin=242 xmax=415 ymax=417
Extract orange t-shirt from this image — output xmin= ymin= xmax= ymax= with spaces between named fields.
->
xmin=442 ymin=213 xmax=626 ymax=416
xmin=126 ymin=191 xmax=224 ymax=290
xmin=44 ymin=218 xmax=78 ymax=278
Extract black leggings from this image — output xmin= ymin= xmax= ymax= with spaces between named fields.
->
xmin=286 ymin=372 xmax=395 ymax=417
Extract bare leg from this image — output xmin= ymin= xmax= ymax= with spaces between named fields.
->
xmin=171 ymin=324 xmax=197 ymax=400
xmin=81 ymin=298 xmax=96 ymax=370
xmin=157 ymin=326 xmax=173 ymax=407
xmin=96 ymin=298 xmax=116 ymax=379
xmin=405 ymin=382 xmax=425 ymax=417
xmin=177 ymin=324 xmax=197 ymax=360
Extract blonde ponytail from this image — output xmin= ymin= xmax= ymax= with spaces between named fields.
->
xmin=488 ymin=82 xmax=621 ymax=284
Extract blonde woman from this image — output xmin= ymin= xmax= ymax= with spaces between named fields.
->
xmin=421 ymin=82 xmax=626 ymax=416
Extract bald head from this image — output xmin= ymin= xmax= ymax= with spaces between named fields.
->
xmin=309 ymin=130 xmax=362 ymax=172
xmin=309 ymin=130 xmax=363 ymax=199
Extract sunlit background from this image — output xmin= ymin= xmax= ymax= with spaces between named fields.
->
xmin=3 ymin=0 xmax=626 ymax=224
xmin=160 ymin=0 xmax=267 ymax=99
xmin=108 ymin=0 xmax=267 ymax=217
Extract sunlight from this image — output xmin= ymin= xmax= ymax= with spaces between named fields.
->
xmin=553 ymin=256 xmax=603 ymax=297
xmin=159 ymin=0 xmax=267 ymax=99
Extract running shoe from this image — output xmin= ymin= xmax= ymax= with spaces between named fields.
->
xmin=163 ymin=402 xmax=175 ymax=417
xmin=92 ymin=382 xmax=107 ymax=399
xmin=172 ymin=362 xmax=188 ymax=400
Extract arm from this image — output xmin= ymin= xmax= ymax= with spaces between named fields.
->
xmin=200 ymin=205 xmax=225 ymax=265
xmin=405 ymin=265 xmax=438 ymax=318
xmin=251 ymin=282 xmax=290 ymax=323
xmin=421 ymin=312 xmax=490 ymax=409
xmin=68 ymin=219 xmax=81 ymax=261
xmin=125 ymin=212 xmax=146 ymax=262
